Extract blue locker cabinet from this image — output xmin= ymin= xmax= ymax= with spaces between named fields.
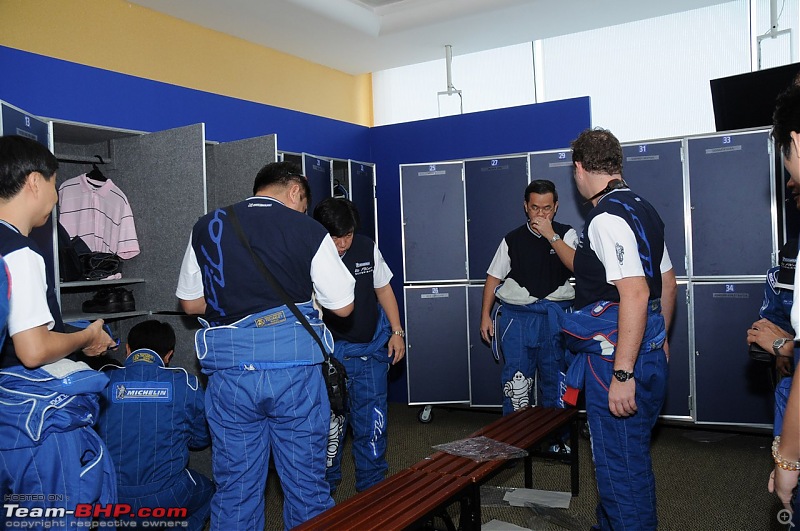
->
xmin=303 ymin=153 xmax=333 ymax=215
xmin=404 ymin=285 xmax=470 ymax=405
xmin=400 ymin=162 xmax=467 ymax=283
xmin=692 ymin=282 xmax=773 ymax=426
xmin=622 ymin=140 xmax=687 ymax=277
xmin=687 ymin=131 xmax=774 ymax=277
xmin=465 ymin=156 xmax=529 ymax=281
xmin=467 ymin=285 xmax=503 ymax=407
xmin=662 ymin=283 xmax=691 ymax=418
xmin=349 ymin=160 xmax=376 ymax=242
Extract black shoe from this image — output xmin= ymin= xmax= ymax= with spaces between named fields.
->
xmin=82 ymin=287 xmax=135 ymax=313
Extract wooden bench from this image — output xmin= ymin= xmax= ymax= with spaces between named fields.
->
xmin=296 ymin=406 xmax=578 ymax=531
xmin=294 ymin=468 xmax=473 ymax=531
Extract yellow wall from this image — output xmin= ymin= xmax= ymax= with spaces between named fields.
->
xmin=0 ymin=0 xmax=373 ymax=126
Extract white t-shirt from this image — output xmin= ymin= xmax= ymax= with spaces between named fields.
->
xmin=5 ymin=246 xmax=55 ymax=336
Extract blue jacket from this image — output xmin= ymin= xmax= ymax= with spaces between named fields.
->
xmin=96 ymin=349 xmax=210 ymax=492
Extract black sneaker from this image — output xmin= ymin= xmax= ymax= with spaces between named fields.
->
xmin=114 ymin=287 xmax=135 ymax=312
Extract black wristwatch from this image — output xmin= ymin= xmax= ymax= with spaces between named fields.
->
xmin=613 ymin=369 xmax=634 ymax=383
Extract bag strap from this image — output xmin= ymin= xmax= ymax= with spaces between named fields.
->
xmin=223 ymin=206 xmax=331 ymax=360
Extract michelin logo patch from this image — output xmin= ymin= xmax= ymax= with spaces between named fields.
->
xmin=113 ymin=381 xmax=173 ymax=403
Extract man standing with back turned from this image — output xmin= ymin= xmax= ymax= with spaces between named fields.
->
xmin=176 ymin=162 xmax=355 ymax=530
xmin=562 ymin=128 xmax=677 ymax=531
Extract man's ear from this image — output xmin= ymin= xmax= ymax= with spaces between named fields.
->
xmin=126 ymin=344 xmax=132 ymax=355
xmin=164 ymin=350 xmax=174 ymax=366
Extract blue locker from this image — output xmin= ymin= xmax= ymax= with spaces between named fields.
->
xmin=303 ymin=153 xmax=332 ymax=215
xmin=692 ymin=282 xmax=773 ymax=425
xmin=349 ymin=160 xmax=376 ymax=241
xmin=400 ymin=162 xmax=467 ymax=282
xmin=662 ymin=283 xmax=691 ymax=417
xmin=465 ymin=156 xmax=529 ymax=281
xmin=687 ymin=131 xmax=773 ymax=277
xmin=467 ymin=285 xmax=503 ymax=407
xmin=528 ymin=150 xmax=589 ymax=235
xmin=622 ymin=140 xmax=687 ymax=277
xmin=404 ymin=286 xmax=470 ymax=405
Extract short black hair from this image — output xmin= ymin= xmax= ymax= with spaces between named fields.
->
xmin=313 ymin=197 xmax=360 ymax=237
xmin=772 ymin=85 xmax=800 ymax=158
xmin=0 ymin=135 xmax=58 ymax=200
xmin=127 ymin=320 xmax=176 ymax=359
xmin=252 ymin=161 xmax=311 ymax=202
xmin=524 ymin=179 xmax=558 ymax=203
xmin=571 ymin=128 xmax=623 ymax=176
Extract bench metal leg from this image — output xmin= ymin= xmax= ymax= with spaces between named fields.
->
xmin=457 ymin=483 xmax=481 ymax=531
xmin=570 ymin=417 xmax=580 ymax=496
xmin=524 ymin=455 xmax=533 ymax=489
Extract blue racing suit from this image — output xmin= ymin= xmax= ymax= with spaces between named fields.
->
xmin=562 ymin=300 xmax=667 ymax=531
xmin=96 ymin=348 xmax=213 ymax=531
xmin=0 ymin=359 xmax=117 ymax=529
xmin=326 ymin=309 xmax=391 ymax=492
xmin=495 ymin=299 xmax=571 ymax=414
xmin=196 ymin=303 xmax=334 ymax=531
xmin=760 ymin=266 xmax=798 ymax=436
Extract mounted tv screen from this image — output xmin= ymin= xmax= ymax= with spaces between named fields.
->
xmin=711 ymin=63 xmax=800 ymax=132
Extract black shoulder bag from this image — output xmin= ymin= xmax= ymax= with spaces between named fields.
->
xmin=223 ymin=206 xmax=348 ymax=414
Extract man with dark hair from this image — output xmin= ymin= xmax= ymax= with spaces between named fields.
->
xmin=563 ymin=127 xmax=676 ymax=530
xmin=312 ymin=197 xmax=405 ymax=494
xmin=0 ymin=135 xmax=117 ymax=527
xmin=95 ymin=320 xmax=213 ymax=531
xmin=176 ymin=161 xmax=355 ymax=530
xmin=764 ymin=84 xmax=800 ymax=527
xmin=480 ymin=179 xmax=578 ymax=447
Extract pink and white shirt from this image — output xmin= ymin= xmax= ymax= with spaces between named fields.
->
xmin=58 ymin=174 xmax=140 ymax=259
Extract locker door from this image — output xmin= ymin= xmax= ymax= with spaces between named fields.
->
xmin=692 ymin=282 xmax=773 ymax=425
xmin=207 ymin=134 xmax=278 ymax=210
xmin=303 ymin=153 xmax=333 ymax=215
xmin=400 ymin=162 xmax=467 ymax=282
xmin=622 ymin=140 xmax=687 ymax=277
xmin=349 ymin=160 xmax=376 ymax=242
xmin=662 ymin=283 xmax=691 ymax=418
xmin=688 ymin=131 xmax=774 ymax=277
xmin=465 ymin=156 xmax=528 ymax=281
xmin=467 ymin=285 xmax=503 ymax=407
xmin=405 ymin=286 xmax=470 ymax=405
xmin=528 ymin=150 xmax=589 ymax=236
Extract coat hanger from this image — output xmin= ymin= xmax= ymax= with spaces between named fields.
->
xmin=86 ymin=155 xmax=107 ymax=183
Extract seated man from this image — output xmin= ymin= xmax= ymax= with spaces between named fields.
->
xmin=95 ymin=320 xmax=213 ymax=531
xmin=747 ymin=239 xmax=798 ymax=436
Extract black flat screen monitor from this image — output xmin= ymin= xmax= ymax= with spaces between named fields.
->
xmin=711 ymin=63 xmax=800 ymax=132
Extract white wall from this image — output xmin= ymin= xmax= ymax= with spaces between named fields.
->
xmin=372 ymin=0 xmax=799 ymax=143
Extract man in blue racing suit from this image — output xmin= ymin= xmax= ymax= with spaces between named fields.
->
xmin=96 ymin=320 xmax=213 ymax=530
xmin=176 ymin=162 xmax=355 ymax=530
xmin=562 ymin=128 xmax=677 ymax=531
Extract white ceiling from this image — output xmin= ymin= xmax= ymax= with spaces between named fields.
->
xmin=129 ymin=0 xmax=735 ymax=75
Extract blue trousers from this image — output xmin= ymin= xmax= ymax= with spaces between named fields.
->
xmin=119 ymin=468 xmax=214 ymax=531
xmin=498 ymin=303 xmax=569 ymax=415
xmin=326 ymin=354 xmax=389 ymax=492
xmin=585 ymin=350 xmax=667 ymax=531
xmin=206 ymin=366 xmax=333 ymax=531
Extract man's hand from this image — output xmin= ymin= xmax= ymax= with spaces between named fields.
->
xmin=769 ymin=467 xmax=799 ymax=510
xmin=480 ymin=314 xmax=494 ymax=344
xmin=608 ymin=377 xmax=637 ymax=417
xmin=531 ymin=216 xmax=555 ymax=240
xmin=388 ymin=334 xmax=406 ymax=365
xmin=747 ymin=318 xmax=793 ymax=355
xmin=82 ymin=319 xmax=117 ymax=357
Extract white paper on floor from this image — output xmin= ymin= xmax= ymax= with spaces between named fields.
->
xmin=502 ymin=488 xmax=571 ymax=509
xmin=481 ymin=518 xmax=532 ymax=531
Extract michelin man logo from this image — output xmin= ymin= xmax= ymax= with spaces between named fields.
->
xmin=615 ymin=243 xmax=624 ymax=265
xmin=327 ymin=411 xmax=346 ymax=468
xmin=504 ymin=371 xmax=534 ymax=410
